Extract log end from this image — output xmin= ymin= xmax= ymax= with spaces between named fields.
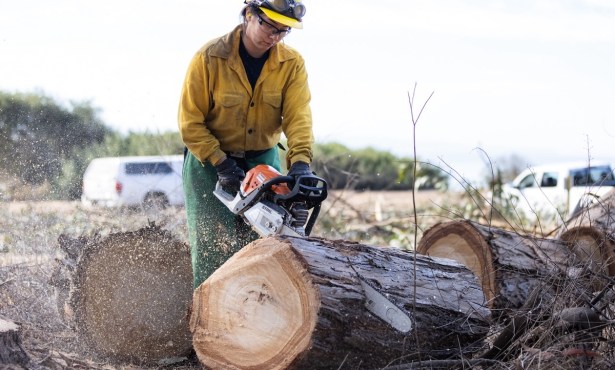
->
xmin=417 ymin=221 xmax=496 ymax=306
xmin=559 ymin=226 xmax=615 ymax=286
xmin=191 ymin=237 xmax=320 ymax=370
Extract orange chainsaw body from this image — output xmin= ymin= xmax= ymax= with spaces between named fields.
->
xmin=240 ymin=164 xmax=291 ymax=196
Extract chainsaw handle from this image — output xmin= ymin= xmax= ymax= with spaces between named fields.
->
xmin=272 ymin=174 xmax=328 ymax=207
xmin=261 ymin=175 xmax=295 ymax=187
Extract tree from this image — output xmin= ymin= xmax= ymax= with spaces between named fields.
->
xmin=311 ymin=142 xmax=449 ymax=191
xmin=0 ymin=91 xmax=111 ymax=188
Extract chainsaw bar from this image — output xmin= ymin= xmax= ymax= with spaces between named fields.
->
xmin=348 ymin=261 xmax=413 ymax=333
xmin=358 ymin=276 xmax=413 ymax=333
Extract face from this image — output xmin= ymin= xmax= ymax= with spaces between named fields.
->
xmin=244 ymin=9 xmax=291 ymax=53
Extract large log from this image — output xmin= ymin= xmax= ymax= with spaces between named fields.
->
xmin=190 ymin=236 xmax=491 ymax=370
xmin=557 ymin=189 xmax=615 ymax=281
xmin=0 ymin=318 xmax=30 ymax=368
xmin=50 ymin=224 xmax=193 ymax=364
xmin=417 ymin=221 xmax=592 ymax=315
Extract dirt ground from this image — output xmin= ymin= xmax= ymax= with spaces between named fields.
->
xmin=1 ymin=190 xmax=457 ymax=369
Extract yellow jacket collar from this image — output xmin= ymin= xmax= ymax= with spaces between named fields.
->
xmin=209 ymin=25 xmax=296 ymax=70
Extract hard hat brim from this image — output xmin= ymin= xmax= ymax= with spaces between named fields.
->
xmin=260 ymin=7 xmax=303 ymax=29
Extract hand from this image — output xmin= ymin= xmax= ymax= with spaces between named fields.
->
xmin=287 ymin=161 xmax=317 ymax=187
xmin=287 ymin=161 xmax=312 ymax=179
xmin=215 ymin=157 xmax=245 ymax=194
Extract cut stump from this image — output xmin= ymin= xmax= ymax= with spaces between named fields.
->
xmin=191 ymin=236 xmax=491 ymax=370
xmin=0 ymin=318 xmax=30 ymax=368
xmin=51 ymin=224 xmax=193 ymax=364
xmin=417 ymin=220 xmax=592 ymax=315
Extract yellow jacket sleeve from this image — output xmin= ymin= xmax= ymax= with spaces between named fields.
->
xmin=178 ymin=52 xmax=226 ymax=166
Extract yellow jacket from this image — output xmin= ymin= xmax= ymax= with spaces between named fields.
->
xmin=178 ymin=25 xmax=313 ymax=168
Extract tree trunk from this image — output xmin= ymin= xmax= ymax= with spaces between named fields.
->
xmin=50 ymin=224 xmax=194 ymax=364
xmin=417 ymin=221 xmax=592 ymax=315
xmin=0 ymin=318 xmax=30 ymax=368
xmin=190 ymin=236 xmax=491 ymax=370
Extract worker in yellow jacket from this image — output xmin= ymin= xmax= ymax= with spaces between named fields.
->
xmin=178 ymin=0 xmax=314 ymax=289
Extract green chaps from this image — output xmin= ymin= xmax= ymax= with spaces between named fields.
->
xmin=183 ymin=148 xmax=281 ymax=289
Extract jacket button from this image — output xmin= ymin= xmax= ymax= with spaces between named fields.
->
xmin=248 ymin=128 xmax=254 ymax=134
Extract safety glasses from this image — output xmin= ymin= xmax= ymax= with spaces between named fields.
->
xmin=255 ymin=12 xmax=291 ymax=36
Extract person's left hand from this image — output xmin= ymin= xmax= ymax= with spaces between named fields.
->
xmin=287 ymin=161 xmax=312 ymax=179
xmin=287 ymin=161 xmax=318 ymax=187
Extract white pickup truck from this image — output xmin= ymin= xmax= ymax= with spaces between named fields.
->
xmin=81 ymin=155 xmax=184 ymax=208
xmin=502 ymin=161 xmax=615 ymax=222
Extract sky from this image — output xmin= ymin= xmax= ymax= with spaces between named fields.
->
xmin=2 ymin=0 xmax=615 ymax=186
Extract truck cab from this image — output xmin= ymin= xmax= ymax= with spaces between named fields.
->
xmin=502 ymin=161 xmax=615 ymax=222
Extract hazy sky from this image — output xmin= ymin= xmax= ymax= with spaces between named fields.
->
xmin=2 ymin=0 xmax=615 ymax=184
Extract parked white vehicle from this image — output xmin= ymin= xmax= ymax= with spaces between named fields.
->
xmin=81 ymin=155 xmax=184 ymax=208
xmin=502 ymin=161 xmax=615 ymax=222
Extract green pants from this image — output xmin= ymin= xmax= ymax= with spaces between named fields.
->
xmin=183 ymin=148 xmax=281 ymax=289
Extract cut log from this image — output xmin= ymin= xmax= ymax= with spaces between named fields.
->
xmin=191 ymin=236 xmax=491 ymax=370
xmin=0 ymin=318 xmax=30 ymax=367
xmin=558 ymin=227 xmax=615 ymax=289
xmin=557 ymin=189 xmax=615 ymax=282
xmin=417 ymin=221 xmax=592 ymax=314
xmin=51 ymin=224 xmax=193 ymax=364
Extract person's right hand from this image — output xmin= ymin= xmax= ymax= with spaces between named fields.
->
xmin=215 ymin=157 xmax=245 ymax=194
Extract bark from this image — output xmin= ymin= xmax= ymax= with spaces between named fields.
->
xmin=0 ymin=318 xmax=30 ymax=368
xmin=417 ymin=221 xmax=593 ymax=315
xmin=50 ymin=224 xmax=194 ymax=364
xmin=191 ymin=236 xmax=491 ymax=370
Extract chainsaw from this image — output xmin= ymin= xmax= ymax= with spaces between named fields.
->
xmin=213 ymin=164 xmax=328 ymax=238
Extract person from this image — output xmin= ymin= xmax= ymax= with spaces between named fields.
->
xmin=178 ymin=0 xmax=315 ymax=289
